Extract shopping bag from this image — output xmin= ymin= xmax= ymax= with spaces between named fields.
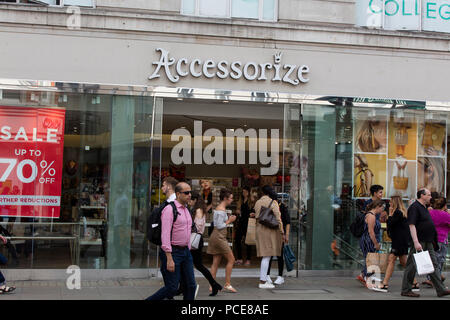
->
xmin=366 ymin=252 xmax=389 ymax=274
xmin=190 ymin=233 xmax=201 ymax=250
xmin=413 ymin=250 xmax=435 ymax=276
xmin=283 ymin=244 xmax=296 ymax=272
xmin=244 ymin=218 xmax=256 ymax=245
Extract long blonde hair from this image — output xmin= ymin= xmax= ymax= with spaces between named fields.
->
xmin=391 ymin=196 xmax=407 ymax=218
xmin=356 ymin=121 xmax=381 ymax=153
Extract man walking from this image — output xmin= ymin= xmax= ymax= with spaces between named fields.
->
xmin=146 ymin=182 xmax=197 ymax=300
xmin=401 ymin=188 xmax=450 ymax=298
xmin=162 ymin=176 xmax=178 ymax=203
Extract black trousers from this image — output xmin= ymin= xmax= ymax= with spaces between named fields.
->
xmin=267 ymin=244 xmax=284 ymax=277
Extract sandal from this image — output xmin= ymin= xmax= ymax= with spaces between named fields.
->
xmin=371 ymin=284 xmax=389 ymax=292
xmin=421 ymin=280 xmax=433 ymax=288
xmin=223 ymin=284 xmax=237 ymax=293
xmin=0 ymin=286 xmax=16 ymax=294
xmin=412 ymin=283 xmax=421 ymax=292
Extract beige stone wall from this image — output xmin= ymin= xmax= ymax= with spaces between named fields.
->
xmin=0 ymin=2 xmax=448 ymax=101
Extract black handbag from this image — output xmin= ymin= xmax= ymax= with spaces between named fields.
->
xmin=257 ymin=200 xmax=279 ymax=229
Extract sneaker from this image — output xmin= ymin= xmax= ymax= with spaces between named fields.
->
xmin=194 ymin=284 xmax=200 ymax=299
xmin=266 ymin=275 xmax=273 ymax=284
xmin=274 ymin=276 xmax=285 ymax=285
xmin=370 ymin=285 xmax=388 ymax=293
xmin=259 ymin=282 xmax=275 ymax=289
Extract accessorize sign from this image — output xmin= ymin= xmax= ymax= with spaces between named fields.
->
xmin=356 ymin=0 xmax=450 ymax=33
xmin=0 ymin=106 xmax=65 ymax=218
xmin=149 ymin=48 xmax=310 ymax=86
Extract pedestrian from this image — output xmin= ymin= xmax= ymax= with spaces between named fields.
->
xmin=146 ymin=182 xmax=197 ymax=300
xmin=254 ymin=185 xmax=284 ymax=289
xmin=372 ymin=196 xmax=419 ymax=292
xmin=234 ymin=186 xmax=255 ymax=266
xmin=356 ymin=199 xmax=384 ymax=287
xmin=0 ymin=234 xmax=16 ymax=294
xmin=422 ymin=196 xmax=450 ymax=288
xmin=207 ymin=188 xmax=238 ymax=293
xmin=187 ymin=191 xmax=223 ymax=296
xmin=161 ymin=176 xmax=178 ymax=204
xmin=266 ymin=196 xmax=290 ymax=285
xmin=401 ymin=188 xmax=450 ymax=298
xmin=363 ymin=184 xmax=388 ymax=224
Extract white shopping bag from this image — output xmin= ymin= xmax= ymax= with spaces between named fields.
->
xmin=413 ymin=250 xmax=435 ymax=276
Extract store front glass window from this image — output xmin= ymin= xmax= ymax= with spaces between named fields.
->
xmin=302 ymin=102 xmax=449 ymax=271
xmin=0 ymin=89 xmax=155 ymax=269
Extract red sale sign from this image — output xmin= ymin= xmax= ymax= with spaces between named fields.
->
xmin=0 ymin=106 xmax=65 ymax=218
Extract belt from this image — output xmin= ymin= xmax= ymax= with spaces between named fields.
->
xmin=172 ymin=245 xmax=188 ymax=250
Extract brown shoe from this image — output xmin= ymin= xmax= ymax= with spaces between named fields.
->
xmin=437 ymin=290 xmax=450 ymax=297
xmin=401 ymin=291 xmax=420 ymax=298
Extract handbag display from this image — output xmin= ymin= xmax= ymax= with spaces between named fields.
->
xmin=190 ymin=232 xmax=201 ymax=250
xmin=413 ymin=250 xmax=435 ymax=276
xmin=283 ymin=244 xmax=296 ymax=272
xmin=366 ymin=252 xmax=389 ymax=274
xmin=257 ymin=200 xmax=279 ymax=229
xmin=244 ymin=217 xmax=256 ymax=245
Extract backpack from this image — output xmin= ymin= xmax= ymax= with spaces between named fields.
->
xmin=147 ymin=201 xmax=179 ymax=245
xmin=349 ymin=211 xmax=366 ymax=238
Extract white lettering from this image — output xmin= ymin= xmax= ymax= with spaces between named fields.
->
xmin=190 ymin=59 xmax=202 ymax=78
xmin=243 ymin=62 xmax=259 ymax=81
xmin=0 ymin=126 xmax=11 ymax=140
xmin=47 ymin=129 xmax=58 ymax=143
xmin=216 ymin=60 xmax=229 ymax=79
xmin=298 ymin=65 xmax=310 ymax=83
xmin=176 ymin=58 xmax=189 ymax=77
xmin=148 ymin=48 xmax=179 ymax=83
xmin=203 ymin=59 xmax=216 ymax=78
xmin=258 ymin=63 xmax=273 ymax=80
xmin=283 ymin=64 xmax=300 ymax=85
xmin=230 ymin=61 xmax=243 ymax=80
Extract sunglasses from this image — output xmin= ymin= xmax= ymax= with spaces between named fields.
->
xmin=180 ymin=191 xmax=192 ymax=195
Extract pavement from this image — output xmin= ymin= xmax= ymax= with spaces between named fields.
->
xmin=1 ymin=271 xmax=449 ymax=300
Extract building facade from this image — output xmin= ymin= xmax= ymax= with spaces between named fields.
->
xmin=0 ymin=0 xmax=449 ymax=279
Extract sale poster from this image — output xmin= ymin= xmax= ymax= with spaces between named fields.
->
xmin=0 ymin=106 xmax=65 ymax=218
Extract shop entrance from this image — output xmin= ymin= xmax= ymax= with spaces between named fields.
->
xmin=151 ymin=98 xmax=302 ymax=273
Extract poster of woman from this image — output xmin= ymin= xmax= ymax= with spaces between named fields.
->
xmin=355 ymin=119 xmax=387 ymax=154
xmin=354 ymin=153 xmax=387 ymax=198
xmin=417 ymin=157 xmax=446 ymax=196
xmin=418 ymin=120 xmax=446 ymax=157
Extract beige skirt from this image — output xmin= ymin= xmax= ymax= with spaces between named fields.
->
xmin=206 ymin=228 xmax=231 ymax=255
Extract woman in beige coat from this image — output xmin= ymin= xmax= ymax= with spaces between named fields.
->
xmin=254 ymin=185 xmax=284 ymax=289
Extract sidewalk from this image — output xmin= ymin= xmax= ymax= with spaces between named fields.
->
xmin=1 ymin=272 xmax=449 ymax=300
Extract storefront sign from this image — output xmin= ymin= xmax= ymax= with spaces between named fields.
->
xmin=356 ymin=0 xmax=450 ymax=33
xmin=0 ymin=106 xmax=65 ymax=218
xmin=149 ymin=48 xmax=310 ymax=86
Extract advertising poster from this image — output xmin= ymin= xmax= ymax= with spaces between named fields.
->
xmin=0 ymin=106 xmax=66 ymax=218
xmin=387 ymin=160 xmax=416 ymax=199
xmin=354 ymin=153 xmax=387 ymax=198
xmin=418 ymin=120 xmax=446 ymax=157
xmin=355 ymin=119 xmax=387 ymax=154
xmin=417 ymin=156 xmax=446 ymax=196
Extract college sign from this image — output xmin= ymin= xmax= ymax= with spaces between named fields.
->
xmin=149 ymin=48 xmax=310 ymax=86
xmin=356 ymin=0 xmax=450 ymax=33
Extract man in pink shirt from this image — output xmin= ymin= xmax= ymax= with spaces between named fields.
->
xmin=146 ymin=182 xmax=197 ymax=300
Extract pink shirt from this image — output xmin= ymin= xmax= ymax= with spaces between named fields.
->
xmin=161 ymin=200 xmax=192 ymax=252
xmin=429 ymin=209 xmax=450 ymax=244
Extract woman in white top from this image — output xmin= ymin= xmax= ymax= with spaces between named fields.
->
xmin=207 ymin=188 xmax=237 ymax=293
xmin=188 ymin=192 xmax=223 ymax=296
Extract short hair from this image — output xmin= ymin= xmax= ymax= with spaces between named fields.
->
xmin=219 ymin=188 xmax=232 ymax=201
xmin=417 ymin=189 xmax=427 ymax=199
xmin=370 ymin=185 xmax=384 ymax=196
xmin=163 ymin=177 xmax=178 ymax=191
xmin=366 ymin=199 xmax=385 ymax=211
xmin=175 ymin=182 xmax=189 ymax=194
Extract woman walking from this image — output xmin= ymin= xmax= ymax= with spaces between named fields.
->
xmin=207 ymin=188 xmax=238 ymax=293
xmin=372 ymin=196 xmax=418 ymax=292
xmin=234 ymin=186 xmax=255 ymax=266
xmin=254 ymin=185 xmax=284 ymax=289
xmin=188 ymin=192 xmax=223 ymax=296
xmin=357 ymin=199 xmax=383 ymax=288
xmin=423 ymin=196 xmax=450 ymax=288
